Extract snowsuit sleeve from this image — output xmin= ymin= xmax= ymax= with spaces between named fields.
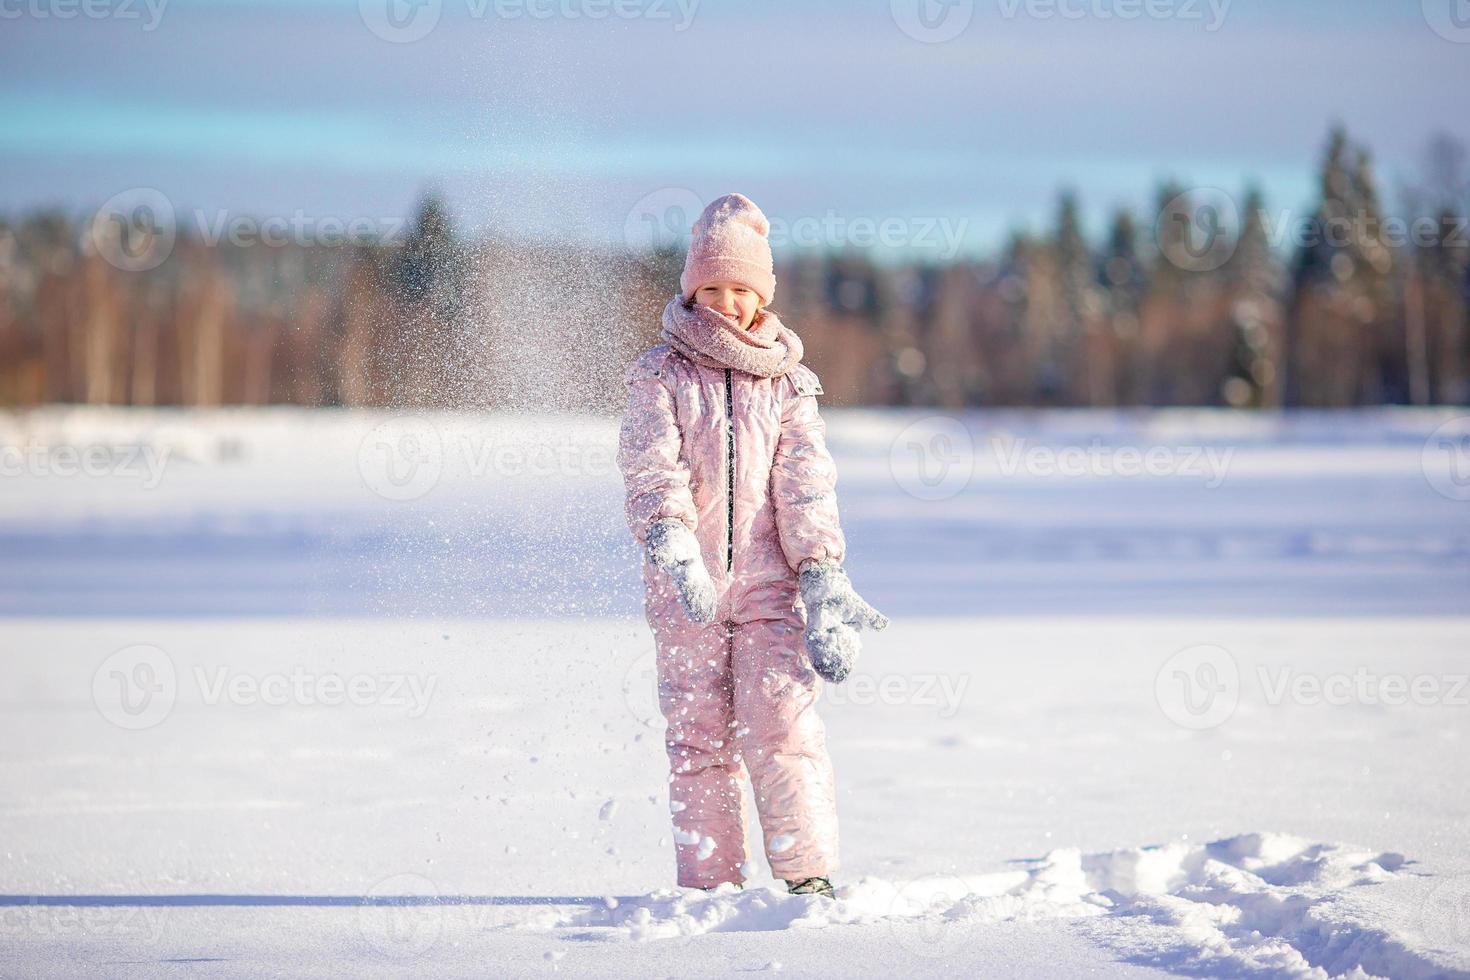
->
xmin=616 ymin=349 xmax=698 ymax=546
xmin=770 ymin=365 xmax=846 ymax=573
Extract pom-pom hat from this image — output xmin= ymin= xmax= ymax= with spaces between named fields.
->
xmin=679 ymin=192 xmax=777 ymax=307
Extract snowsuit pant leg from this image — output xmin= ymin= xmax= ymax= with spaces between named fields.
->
xmin=651 ymin=605 xmax=839 ymax=886
xmin=732 ymin=609 xmax=840 ymax=881
xmin=652 ymin=616 xmax=748 ymax=888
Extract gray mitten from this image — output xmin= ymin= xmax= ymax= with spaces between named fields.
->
xmin=646 ymin=518 xmax=718 ymax=624
xmin=798 ymin=559 xmax=889 ymax=683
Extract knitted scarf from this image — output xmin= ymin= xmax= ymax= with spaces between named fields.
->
xmin=659 ymin=294 xmax=804 ymax=378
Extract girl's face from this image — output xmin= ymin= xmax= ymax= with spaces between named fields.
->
xmin=695 ymin=282 xmax=761 ymax=330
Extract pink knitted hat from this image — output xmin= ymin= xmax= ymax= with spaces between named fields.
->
xmin=680 ymin=193 xmax=777 ymax=307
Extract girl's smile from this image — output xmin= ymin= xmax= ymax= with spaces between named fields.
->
xmin=695 ymin=281 xmax=760 ymax=330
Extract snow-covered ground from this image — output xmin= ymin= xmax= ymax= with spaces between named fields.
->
xmin=2 ymin=406 xmax=1468 ymax=978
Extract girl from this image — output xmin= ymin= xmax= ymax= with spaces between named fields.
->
xmin=616 ymin=193 xmax=888 ymax=898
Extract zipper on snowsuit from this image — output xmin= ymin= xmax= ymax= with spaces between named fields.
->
xmin=724 ymin=368 xmax=735 ymax=574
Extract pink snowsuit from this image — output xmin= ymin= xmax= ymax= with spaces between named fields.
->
xmin=616 ymin=342 xmax=846 ymax=888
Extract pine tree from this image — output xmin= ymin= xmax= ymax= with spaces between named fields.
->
xmin=1224 ymin=186 xmax=1284 ymax=406
xmin=1052 ymin=190 xmax=1097 ymax=403
xmin=393 ymin=190 xmax=462 ymax=313
xmin=1286 ymin=125 xmax=1392 ymax=406
xmin=1100 ymin=210 xmax=1147 ymax=404
xmin=1404 ymin=133 xmax=1470 ymax=403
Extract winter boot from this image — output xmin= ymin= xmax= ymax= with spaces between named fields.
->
xmin=785 ymin=876 xmax=834 ymax=897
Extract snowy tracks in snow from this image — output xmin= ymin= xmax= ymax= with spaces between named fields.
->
xmin=536 ymin=832 xmax=1466 ymax=979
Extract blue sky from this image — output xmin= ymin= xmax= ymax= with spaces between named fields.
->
xmin=3 ymin=0 xmax=1468 ymax=256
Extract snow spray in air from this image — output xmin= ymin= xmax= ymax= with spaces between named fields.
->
xmin=351 ymin=41 xmax=679 ymax=621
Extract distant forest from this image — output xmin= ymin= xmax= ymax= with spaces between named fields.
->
xmin=2 ymin=126 xmax=1466 ymax=411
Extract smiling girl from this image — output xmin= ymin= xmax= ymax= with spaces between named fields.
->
xmin=616 ymin=193 xmax=887 ymax=897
